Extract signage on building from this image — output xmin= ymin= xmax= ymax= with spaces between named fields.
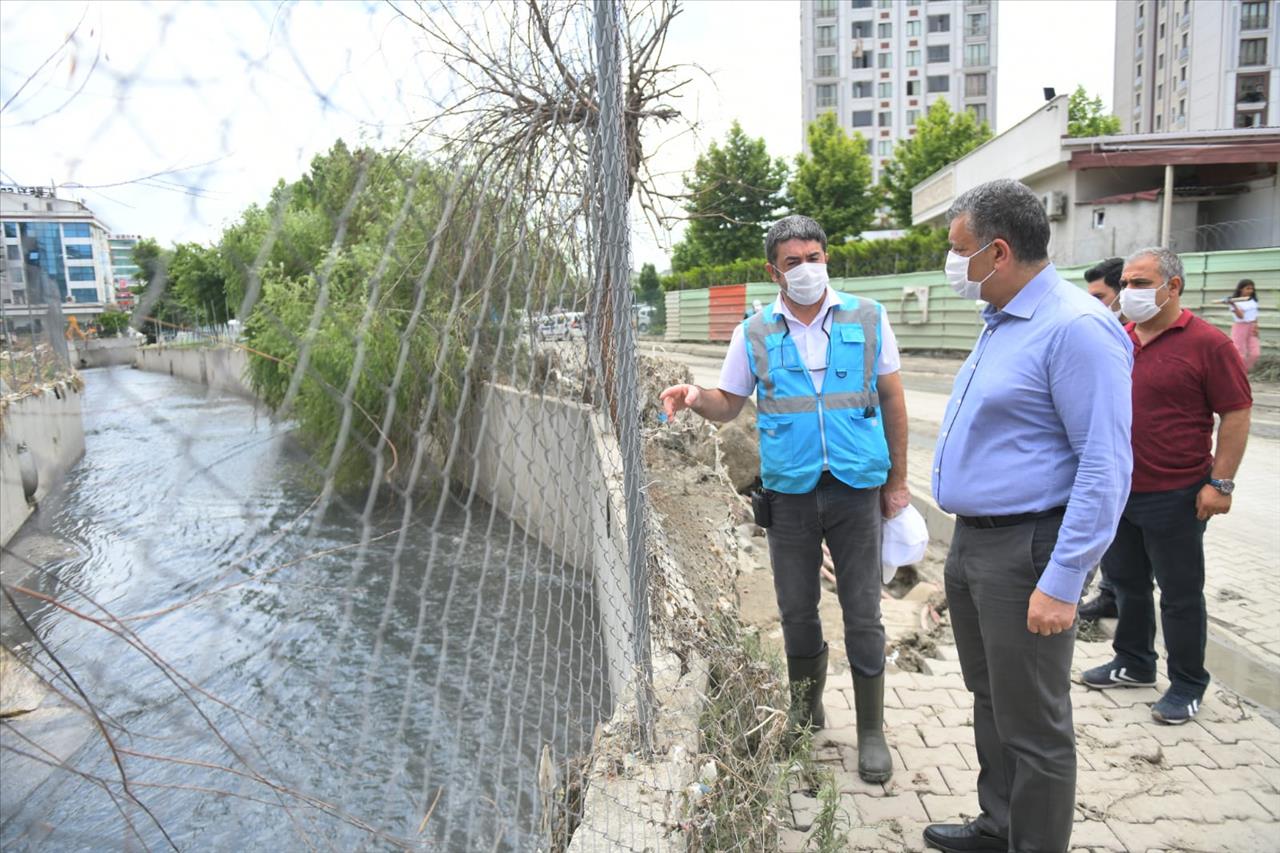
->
xmin=0 ymin=184 xmax=57 ymax=199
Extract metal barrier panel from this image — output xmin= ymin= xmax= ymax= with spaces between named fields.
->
xmin=708 ymin=284 xmax=745 ymax=341
xmin=677 ymin=289 xmax=710 ymax=342
xmin=664 ymin=290 xmax=682 ymax=343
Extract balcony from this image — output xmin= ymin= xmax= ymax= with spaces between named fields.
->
xmin=1179 ymin=46 xmax=1189 ymax=61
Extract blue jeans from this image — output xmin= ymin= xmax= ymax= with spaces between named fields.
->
xmin=765 ymin=472 xmax=885 ymax=677
xmin=1102 ymin=482 xmax=1210 ymax=698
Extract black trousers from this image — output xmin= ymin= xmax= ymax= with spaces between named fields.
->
xmin=1101 ymin=482 xmax=1210 ymax=698
xmin=945 ymin=514 xmax=1076 ymax=853
xmin=765 ymin=473 xmax=885 ymax=677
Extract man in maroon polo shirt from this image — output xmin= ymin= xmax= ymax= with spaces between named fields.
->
xmin=1082 ymin=246 xmax=1252 ymax=725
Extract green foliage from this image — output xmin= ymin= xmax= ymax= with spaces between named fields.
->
xmin=660 ymin=228 xmax=950 ymax=291
xmin=129 ymin=237 xmax=191 ymax=340
xmin=131 ymin=238 xmax=165 ymax=288
xmin=636 ymin=262 xmax=665 ymax=326
xmin=169 ymin=242 xmax=230 ymax=324
xmin=1067 ymin=85 xmax=1122 ymax=137
xmin=671 ymin=122 xmax=788 ymax=271
xmin=96 ymin=310 xmax=130 ymax=338
xmin=788 ymin=112 xmax=877 ymax=245
xmin=879 ymin=98 xmax=993 ymax=228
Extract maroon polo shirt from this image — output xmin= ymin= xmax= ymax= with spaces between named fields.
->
xmin=1126 ymin=309 xmax=1252 ymax=493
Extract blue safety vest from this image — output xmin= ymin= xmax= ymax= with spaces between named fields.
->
xmin=743 ymin=294 xmax=890 ymax=494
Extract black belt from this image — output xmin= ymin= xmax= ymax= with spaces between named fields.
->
xmin=956 ymin=506 xmax=1066 ymax=529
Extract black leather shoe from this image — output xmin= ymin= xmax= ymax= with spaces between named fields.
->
xmin=923 ymin=820 xmax=1007 ymax=852
xmin=1079 ymin=589 xmax=1117 ymax=620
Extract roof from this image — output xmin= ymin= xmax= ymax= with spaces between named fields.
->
xmin=1065 ymin=128 xmax=1280 ymax=170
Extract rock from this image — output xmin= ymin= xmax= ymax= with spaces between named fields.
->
xmin=716 ymin=419 xmax=760 ymax=494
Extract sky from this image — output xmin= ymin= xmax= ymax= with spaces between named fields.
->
xmin=0 ymin=0 xmax=1116 ymax=272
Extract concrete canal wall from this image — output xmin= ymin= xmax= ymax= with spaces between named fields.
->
xmin=134 ymin=345 xmax=254 ymax=398
xmin=69 ymin=338 xmax=140 ymax=369
xmin=0 ymin=378 xmax=87 ymax=547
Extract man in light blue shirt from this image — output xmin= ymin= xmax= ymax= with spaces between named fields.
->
xmin=922 ymin=180 xmax=1133 ymax=853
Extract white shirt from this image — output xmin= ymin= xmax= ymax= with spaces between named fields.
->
xmin=1232 ymin=298 xmax=1259 ymax=323
xmin=718 ymin=289 xmax=901 ymax=396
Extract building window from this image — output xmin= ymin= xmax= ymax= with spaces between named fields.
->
xmin=927 ymin=14 xmax=950 ymax=33
xmin=878 ymin=81 xmax=893 ymax=98
xmin=1136 ymin=92 xmax=1142 ymax=107
xmin=878 ymin=22 xmax=892 ymax=38
xmin=1240 ymin=38 xmax=1267 ymax=66
xmin=851 ymin=109 xmax=874 ymax=126
xmin=853 ymin=80 xmax=874 ymax=98
xmin=1093 ymin=209 xmax=1106 ymax=229
xmin=968 ymin=103 xmax=988 ymax=125
xmin=65 ymin=243 xmax=93 ymax=260
xmin=879 ymin=111 xmax=892 ymax=126
xmin=815 ymin=0 xmax=837 ymax=17
xmin=1178 ymin=98 xmax=1185 ymax=117
xmin=966 ymin=12 xmax=988 ymax=36
xmin=68 ymin=266 xmax=97 ymax=282
xmin=70 ymin=287 xmax=99 ymax=303
xmin=865 ymin=138 xmax=874 ymax=156
xmin=817 ymin=25 xmax=836 ymax=48
xmin=852 ymin=20 xmax=873 ymax=38
xmin=927 ymin=74 xmax=950 ymax=93
xmin=1135 ymin=119 xmax=1141 ymax=132
xmin=906 ymin=49 xmax=921 ymax=66
xmin=1157 ymin=83 xmax=1163 ymax=100
xmin=878 ymin=140 xmax=893 ymax=156
xmin=1158 ymin=22 xmax=1165 ymax=38
xmin=964 ymin=42 xmax=989 ymax=66
xmin=1157 ymin=53 xmax=1164 ymax=70
xmin=817 ymin=54 xmax=837 ymax=77
xmin=1237 ymin=74 xmax=1267 ymax=104
xmin=927 ymin=44 xmax=950 ymax=63
xmin=965 ymin=73 xmax=987 ymax=97
xmin=817 ymin=84 xmax=837 ymax=108
xmin=10 ymin=269 xmax=23 ymax=284
xmin=1156 ymin=114 xmax=1163 ymax=130
xmin=6 ymin=245 xmax=18 ymax=261
xmin=3 ymin=222 xmax=15 ymax=238
xmin=851 ymin=0 xmax=872 ymax=8
xmin=878 ymin=51 xmax=893 ymax=68
xmin=1241 ymin=1 xmax=1269 ymax=31
xmin=62 ymin=223 xmax=91 ymax=238
xmin=1236 ymin=111 xmax=1262 ymax=128
xmin=906 ymin=19 xmax=921 ymax=36
xmin=877 ymin=0 xmax=893 ymax=7
xmin=1138 ymin=34 xmax=1143 ymax=49
xmin=852 ymin=49 xmax=873 ymax=68
xmin=906 ymin=79 xmax=921 ymax=95
xmin=906 ymin=108 xmax=920 ymax=124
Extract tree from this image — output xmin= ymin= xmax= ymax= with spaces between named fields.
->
xmin=1067 ymin=85 xmax=1122 ymax=137
xmin=129 ymin=238 xmax=190 ymax=341
xmin=879 ymin=99 xmax=993 ymax=228
xmin=670 ymin=121 xmax=787 ymax=270
xmin=636 ymin=262 xmax=661 ymax=307
xmin=169 ymin=242 xmax=230 ymax=324
xmin=788 ymin=112 xmax=876 ymax=245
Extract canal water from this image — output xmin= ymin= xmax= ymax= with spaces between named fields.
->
xmin=1 ymin=366 xmax=610 ymax=850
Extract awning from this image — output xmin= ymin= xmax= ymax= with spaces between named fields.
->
xmin=1069 ymin=142 xmax=1280 ymax=170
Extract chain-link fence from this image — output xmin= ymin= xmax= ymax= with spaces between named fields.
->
xmin=0 ymin=2 xmax=807 ymax=850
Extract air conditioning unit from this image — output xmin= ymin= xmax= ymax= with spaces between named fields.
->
xmin=1040 ymin=191 xmax=1068 ymax=221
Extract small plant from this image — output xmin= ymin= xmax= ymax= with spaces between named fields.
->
xmin=804 ymin=768 xmax=850 ymax=853
xmin=96 ymin=310 xmax=130 ymax=338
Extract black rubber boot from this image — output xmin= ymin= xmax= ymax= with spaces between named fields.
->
xmin=1079 ymin=588 xmax=1118 ymax=620
xmin=853 ymin=671 xmax=892 ymax=783
xmin=786 ymin=645 xmax=828 ymax=736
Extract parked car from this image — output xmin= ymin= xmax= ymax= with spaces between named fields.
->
xmin=537 ymin=312 xmax=585 ymax=341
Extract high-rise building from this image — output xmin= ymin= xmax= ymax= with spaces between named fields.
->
xmin=1 ymin=187 xmax=115 ymax=309
xmin=800 ymin=0 xmax=998 ymax=186
xmin=109 ymin=234 xmax=142 ymax=307
xmin=1113 ymin=0 xmax=1278 ymax=133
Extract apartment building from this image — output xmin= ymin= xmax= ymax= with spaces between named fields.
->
xmin=800 ymin=0 xmax=998 ymax=184
xmin=1113 ymin=0 xmax=1279 ymax=133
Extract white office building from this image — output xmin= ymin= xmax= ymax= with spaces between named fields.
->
xmin=1113 ymin=0 xmax=1279 ymax=133
xmin=1 ymin=187 xmax=116 ymax=312
xmin=800 ymin=0 xmax=998 ymax=185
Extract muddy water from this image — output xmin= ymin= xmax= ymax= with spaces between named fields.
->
xmin=1 ymin=366 xmax=610 ymax=850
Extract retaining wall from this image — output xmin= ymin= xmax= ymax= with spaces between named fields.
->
xmin=69 ymin=338 xmax=140 ymax=369
xmin=0 ymin=378 xmax=87 ymax=546
xmin=133 ymin=345 xmax=254 ymax=397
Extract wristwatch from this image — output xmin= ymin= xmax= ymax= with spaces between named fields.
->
xmin=1209 ymin=478 xmax=1235 ymax=495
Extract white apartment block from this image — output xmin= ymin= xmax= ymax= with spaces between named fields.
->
xmin=1113 ymin=0 xmax=1279 ymax=133
xmin=800 ymin=0 xmax=998 ymax=185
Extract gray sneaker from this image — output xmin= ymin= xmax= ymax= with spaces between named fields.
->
xmin=1152 ymin=691 xmax=1201 ymax=725
xmin=1081 ymin=660 xmax=1157 ymax=690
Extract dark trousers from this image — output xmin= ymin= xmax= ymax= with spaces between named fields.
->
xmin=945 ymin=514 xmax=1076 ymax=853
xmin=765 ymin=473 xmax=884 ymax=677
xmin=1101 ymin=483 xmax=1210 ymax=698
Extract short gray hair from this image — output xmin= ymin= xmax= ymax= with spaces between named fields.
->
xmin=945 ymin=179 xmax=1049 ymax=264
xmin=765 ymin=215 xmax=827 ymax=265
xmin=1126 ymin=246 xmax=1184 ymax=285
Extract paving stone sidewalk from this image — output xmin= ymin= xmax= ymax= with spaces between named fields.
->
xmin=781 ymin=635 xmax=1280 ymax=852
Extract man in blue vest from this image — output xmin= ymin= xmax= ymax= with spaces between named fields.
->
xmin=660 ymin=214 xmax=910 ymax=783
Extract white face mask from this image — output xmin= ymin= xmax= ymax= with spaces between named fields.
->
xmin=1118 ymin=282 xmax=1169 ymax=323
xmin=944 ymin=242 xmax=995 ymax=300
xmin=780 ymin=262 xmax=829 ymax=306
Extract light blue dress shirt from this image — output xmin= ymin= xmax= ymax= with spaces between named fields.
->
xmin=932 ymin=264 xmax=1134 ymax=603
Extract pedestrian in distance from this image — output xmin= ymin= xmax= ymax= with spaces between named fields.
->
xmin=1223 ymin=278 xmax=1261 ymax=372
xmin=658 ymin=214 xmax=911 ymax=783
xmin=1083 ymin=248 xmax=1253 ymax=726
xmin=1078 ymin=255 xmax=1127 ymax=621
xmin=924 ymin=180 xmax=1133 ymax=853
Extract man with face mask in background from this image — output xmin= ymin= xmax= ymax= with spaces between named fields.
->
xmin=659 ymin=214 xmax=910 ymax=783
xmin=924 ymin=180 xmax=1133 ymax=853
xmin=1078 ymin=256 xmax=1126 ymax=620
xmin=1082 ymin=248 xmax=1251 ymax=726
